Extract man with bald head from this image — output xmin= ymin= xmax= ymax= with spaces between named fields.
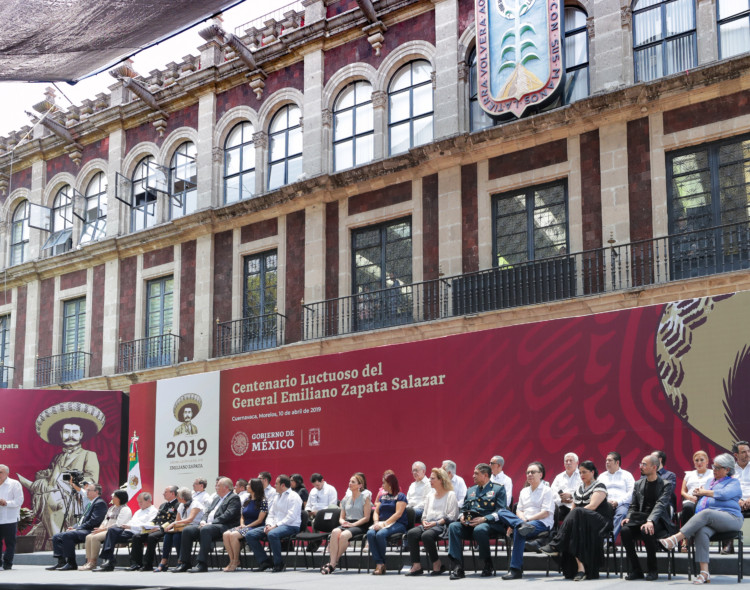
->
xmin=175 ymin=476 xmax=240 ymax=572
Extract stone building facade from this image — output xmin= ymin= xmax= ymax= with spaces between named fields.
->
xmin=0 ymin=0 xmax=748 ymax=391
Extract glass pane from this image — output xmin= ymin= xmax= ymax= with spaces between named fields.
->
xmin=288 ymin=127 xmax=303 ymax=156
xmin=269 ymin=108 xmax=288 ymax=133
xmin=389 ymin=66 xmax=411 ymax=92
xmin=720 ymin=18 xmax=750 ymax=58
xmin=336 ymin=84 xmax=355 ymax=110
xmin=270 ymin=133 xmax=286 ymax=162
xmin=565 ymin=30 xmax=588 ymax=67
xmin=719 ymin=0 xmax=749 ymax=18
xmin=412 ymin=83 xmax=434 ymax=117
xmin=471 ymin=100 xmax=495 ymax=131
xmin=268 ymin=162 xmax=285 ymax=190
xmin=355 ymin=134 xmax=374 ymax=166
xmin=635 ymin=0 xmax=662 ymax=8
xmin=225 ymin=147 xmax=240 ymax=175
xmin=355 ymin=102 xmax=373 ymax=134
xmin=495 ymin=194 xmax=528 ymax=266
xmin=389 ymin=92 xmax=411 ymax=123
xmin=390 ymin=122 xmax=411 ymax=155
xmin=564 ymin=67 xmax=589 ymax=102
xmin=666 ymin=0 xmax=694 ymax=35
xmin=242 ymin=143 xmax=255 ymax=171
xmin=412 ymin=60 xmax=432 ymax=84
xmin=413 ymin=115 xmax=433 ymax=147
xmin=634 ymin=44 xmax=663 ymax=82
xmin=665 ymin=34 xmax=696 ymax=75
xmin=335 ymin=140 xmax=354 ymax=171
xmin=634 ymin=8 xmax=663 ymax=46
xmin=355 ymin=81 xmax=372 ymax=104
xmin=226 ymin=123 xmax=244 ymax=148
xmin=287 ymin=155 xmax=303 ymax=184
xmin=565 ymin=6 xmax=588 ymax=30
xmin=335 ymin=108 xmax=354 ymax=140
xmin=225 ymin=175 xmax=240 ymax=203
xmin=287 ymin=105 xmax=301 ymax=125
xmin=241 ymin=171 xmax=255 ymax=200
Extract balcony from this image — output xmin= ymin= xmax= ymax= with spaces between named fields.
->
xmin=118 ymin=333 xmax=181 ymax=373
xmin=215 ymin=313 xmax=286 ymax=357
xmin=36 ymin=352 xmax=90 ymax=386
xmin=0 ymin=364 xmax=14 ymax=388
xmin=303 ymin=221 xmax=750 ymax=340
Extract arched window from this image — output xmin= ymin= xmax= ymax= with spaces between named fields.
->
xmin=43 ymin=185 xmax=73 ymax=255
xmin=79 ymin=172 xmax=107 ymax=245
xmin=268 ymin=105 xmax=303 ymax=191
xmin=10 ymin=200 xmax=29 ymax=266
xmin=633 ymin=0 xmax=696 ymax=82
xmin=224 ymin=121 xmax=256 ymax=204
xmin=169 ymin=141 xmax=197 ymax=219
xmin=388 ymin=60 xmax=433 ymax=155
xmin=468 ymin=48 xmax=497 ymax=132
xmin=333 ymin=81 xmax=374 ymax=171
xmin=131 ymin=156 xmax=158 ymax=232
xmin=564 ymin=7 xmax=590 ymax=102
xmin=718 ymin=0 xmax=750 ymax=58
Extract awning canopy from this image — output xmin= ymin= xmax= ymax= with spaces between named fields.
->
xmin=0 ymin=0 xmax=241 ymax=82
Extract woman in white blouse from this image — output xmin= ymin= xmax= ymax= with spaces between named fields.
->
xmin=404 ymin=467 xmax=459 ymax=576
xmin=679 ymin=450 xmax=711 ymax=550
xmin=80 ymin=489 xmax=132 ymax=570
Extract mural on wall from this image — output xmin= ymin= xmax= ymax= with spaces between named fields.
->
xmin=0 ymin=391 xmax=124 ymax=550
xmin=130 ymin=291 xmax=749 ymax=500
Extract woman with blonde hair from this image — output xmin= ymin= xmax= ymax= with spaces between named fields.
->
xmin=404 ymin=467 xmax=458 ymax=576
xmin=679 ymin=450 xmax=711 ymax=551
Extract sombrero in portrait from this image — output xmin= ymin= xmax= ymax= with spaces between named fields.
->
xmin=35 ymin=401 xmax=106 ymax=445
xmin=173 ymin=393 xmax=202 ymax=421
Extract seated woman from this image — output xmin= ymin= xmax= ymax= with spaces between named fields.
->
xmin=321 ymin=473 xmax=372 ymax=574
xmin=290 ymin=474 xmax=309 ymax=508
xmin=81 ymin=489 xmax=131 ymax=570
xmin=404 ymin=467 xmax=458 ymax=576
xmin=679 ymin=450 xmax=711 ymax=551
xmin=158 ymin=487 xmax=204 ymax=572
xmin=374 ymin=470 xmax=394 ymax=505
xmin=367 ymin=472 xmax=408 ymax=575
xmin=221 ymin=478 xmax=268 ymax=571
xmin=540 ymin=460 xmax=613 ymax=580
xmin=659 ymin=453 xmax=743 ymax=584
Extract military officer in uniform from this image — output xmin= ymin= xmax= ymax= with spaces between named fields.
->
xmin=447 ymin=463 xmax=522 ymax=579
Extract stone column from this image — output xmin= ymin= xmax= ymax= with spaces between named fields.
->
xmin=28 ymin=158 xmax=45 ymax=261
xmin=438 ymin=166 xmax=462 ymax=277
xmin=304 ymin=203 xmax=326 ymax=304
xmin=591 ymin=0 xmax=630 ymax=91
xmin=432 ymin=0 xmax=460 ymax=139
xmin=107 ymin=128 xmax=126 ymax=237
xmin=193 ymin=234 xmax=214 ymax=360
xmin=696 ymin=0 xmax=717 ymax=64
xmin=303 ymin=44 xmax=325 ymax=177
xmin=372 ymin=90 xmax=387 ymax=161
xmin=196 ymin=91 xmax=217 ymax=209
xmin=101 ymin=258 xmax=120 ymax=375
xmin=599 ymin=121 xmax=630 ymax=246
xmin=23 ymin=280 xmax=40 ymax=387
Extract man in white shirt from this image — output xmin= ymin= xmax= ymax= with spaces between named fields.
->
xmin=725 ymin=440 xmax=750 ymax=554
xmin=597 ymin=451 xmax=635 ymax=540
xmin=245 ymin=474 xmax=303 ymax=572
xmin=234 ymin=479 xmax=249 ymax=503
xmin=192 ymin=478 xmax=209 ymax=505
xmin=442 ymin=460 xmax=467 ymax=505
xmin=259 ymin=471 xmax=278 ymax=511
xmin=307 ymin=473 xmax=338 ymax=516
xmin=406 ymin=461 xmax=431 ymax=521
xmin=0 ymin=464 xmax=24 ymax=570
xmin=490 ymin=455 xmax=513 ymax=505
xmin=94 ymin=492 xmax=158 ymax=571
xmin=550 ymin=452 xmax=582 ymax=521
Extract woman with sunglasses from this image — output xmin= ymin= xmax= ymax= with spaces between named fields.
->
xmin=659 ymin=453 xmax=743 ymax=584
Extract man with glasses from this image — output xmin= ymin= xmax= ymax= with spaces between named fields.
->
xmin=490 ymin=456 xmax=513 ymax=506
xmin=502 ymin=462 xmax=555 ymax=580
xmin=620 ymin=455 xmax=675 ymax=581
xmin=598 ymin=452 xmax=635 ymax=541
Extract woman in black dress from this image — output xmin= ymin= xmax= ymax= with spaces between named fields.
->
xmin=540 ymin=460 xmax=613 ymax=580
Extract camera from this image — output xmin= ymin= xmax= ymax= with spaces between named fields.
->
xmin=62 ymin=470 xmax=86 ymax=488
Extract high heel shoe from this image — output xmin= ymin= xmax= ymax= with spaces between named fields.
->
xmin=659 ymin=534 xmax=680 ymax=551
xmin=153 ymin=563 xmax=168 ymax=572
xmin=693 ymin=570 xmax=710 ymax=584
xmin=223 ymin=560 xmax=239 ymax=572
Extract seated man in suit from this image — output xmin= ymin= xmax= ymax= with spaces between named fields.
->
xmin=46 ymin=483 xmax=108 ymax=570
xmin=93 ymin=492 xmax=158 ymax=571
xmin=245 ymin=474 xmax=303 ymax=572
xmin=128 ymin=485 xmax=179 ymax=570
xmin=447 ymin=463 xmax=522 ymax=579
xmin=175 ymin=476 xmax=240 ymax=572
xmin=621 ymin=454 xmax=675 ymax=581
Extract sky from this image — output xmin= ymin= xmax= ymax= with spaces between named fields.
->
xmin=0 ymin=0 xmax=296 ymax=138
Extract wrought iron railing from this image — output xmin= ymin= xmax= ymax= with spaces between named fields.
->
xmin=303 ymin=220 xmax=750 ymax=340
xmin=118 ymin=333 xmax=181 ymax=373
xmin=36 ymin=351 xmax=91 ymax=386
xmin=0 ymin=364 xmax=14 ymax=388
xmin=216 ymin=313 xmax=286 ymax=357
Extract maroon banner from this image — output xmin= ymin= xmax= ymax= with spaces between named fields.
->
xmin=0 ymin=389 xmax=124 ymax=550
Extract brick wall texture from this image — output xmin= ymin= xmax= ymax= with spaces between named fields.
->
xmin=285 ymin=210 xmax=306 ymax=344
xmin=13 ymin=286 xmax=26 ymax=388
xmin=580 ymin=130 xmax=602 ymax=250
xmin=89 ymin=264 xmax=105 ymax=376
xmin=422 ymin=174 xmax=439 ymax=280
xmin=326 ymin=202 xmax=339 ymax=300
xmin=627 ymin=117 xmax=653 ymax=242
xmin=143 ymin=245 xmax=174 ymax=269
xmin=488 ymin=138 xmax=567 ymax=179
xmin=179 ymin=240 xmax=196 ymax=362
xmin=461 ymin=163 xmax=479 ymax=273
xmin=118 ymin=256 xmax=137 ymax=343
xmin=240 ymin=218 xmax=278 ymax=243
xmin=348 ymin=181 xmax=412 ymax=215
xmin=212 ymin=231 xmax=234 ymax=355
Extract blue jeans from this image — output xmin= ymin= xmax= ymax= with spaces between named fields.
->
xmin=366 ymin=523 xmax=407 ymax=564
xmin=612 ymin=502 xmax=630 ymax=541
xmin=245 ymin=525 xmax=299 ymax=566
xmin=510 ymin=520 xmax=550 ymax=571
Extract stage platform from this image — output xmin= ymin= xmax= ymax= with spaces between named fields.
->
xmin=2 ymin=549 xmax=746 ymax=590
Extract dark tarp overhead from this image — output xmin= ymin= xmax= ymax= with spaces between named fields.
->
xmin=0 ymin=0 xmax=241 ymax=82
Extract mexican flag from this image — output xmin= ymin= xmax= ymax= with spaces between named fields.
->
xmin=126 ymin=432 xmax=142 ymax=512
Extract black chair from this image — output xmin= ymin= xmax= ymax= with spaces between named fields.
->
xmin=687 ymin=529 xmax=744 ymax=582
xmin=291 ymin=508 xmax=341 ymax=570
xmin=339 ymin=512 xmax=373 ymax=573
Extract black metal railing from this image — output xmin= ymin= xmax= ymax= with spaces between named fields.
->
xmin=216 ymin=313 xmax=286 ymax=357
xmin=0 ymin=364 xmax=14 ymax=388
xmin=36 ymin=351 xmax=90 ymax=386
xmin=303 ymin=220 xmax=750 ymax=340
xmin=118 ymin=333 xmax=181 ymax=373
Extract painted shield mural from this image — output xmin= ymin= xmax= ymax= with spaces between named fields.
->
xmin=475 ymin=0 xmax=564 ymax=118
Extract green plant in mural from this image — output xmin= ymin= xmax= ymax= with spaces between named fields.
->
xmin=497 ymin=0 xmax=543 ymax=99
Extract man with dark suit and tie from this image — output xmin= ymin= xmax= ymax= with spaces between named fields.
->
xmin=46 ymin=483 xmax=108 ymax=570
xmin=175 ymin=476 xmax=241 ymax=572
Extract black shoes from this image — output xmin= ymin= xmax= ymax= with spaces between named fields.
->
xmin=189 ymin=562 xmax=208 ymax=573
xmin=450 ymin=566 xmax=466 ymax=580
xmin=257 ymin=560 xmax=273 ymax=572
xmin=272 ymin=564 xmax=285 ymax=572
xmin=573 ymin=571 xmax=587 ymax=581
xmin=172 ymin=563 xmax=190 ymax=572
xmin=645 ymin=572 xmax=659 ymax=581
xmin=481 ymin=559 xmax=494 ymax=577
xmin=431 ymin=564 xmax=447 ymax=576
xmin=502 ymin=569 xmax=523 ymax=580
xmin=539 ymin=544 xmax=559 ymax=557
xmin=625 ymin=571 xmax=645 ymax=580
xmin=127 ymin=563 xmax=142 ymax=571
xmin=46 ymin=559 xmax=65 ymax=571
xmin=59 ymin=561 xmax=78 ymax=571
xmin=517 ymin=523 xmax=537 ymax=537
xmin=94 ymin=561 xmax=116 ymax=572
xmin=405 ymin=568 xmax=424 ymax=576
